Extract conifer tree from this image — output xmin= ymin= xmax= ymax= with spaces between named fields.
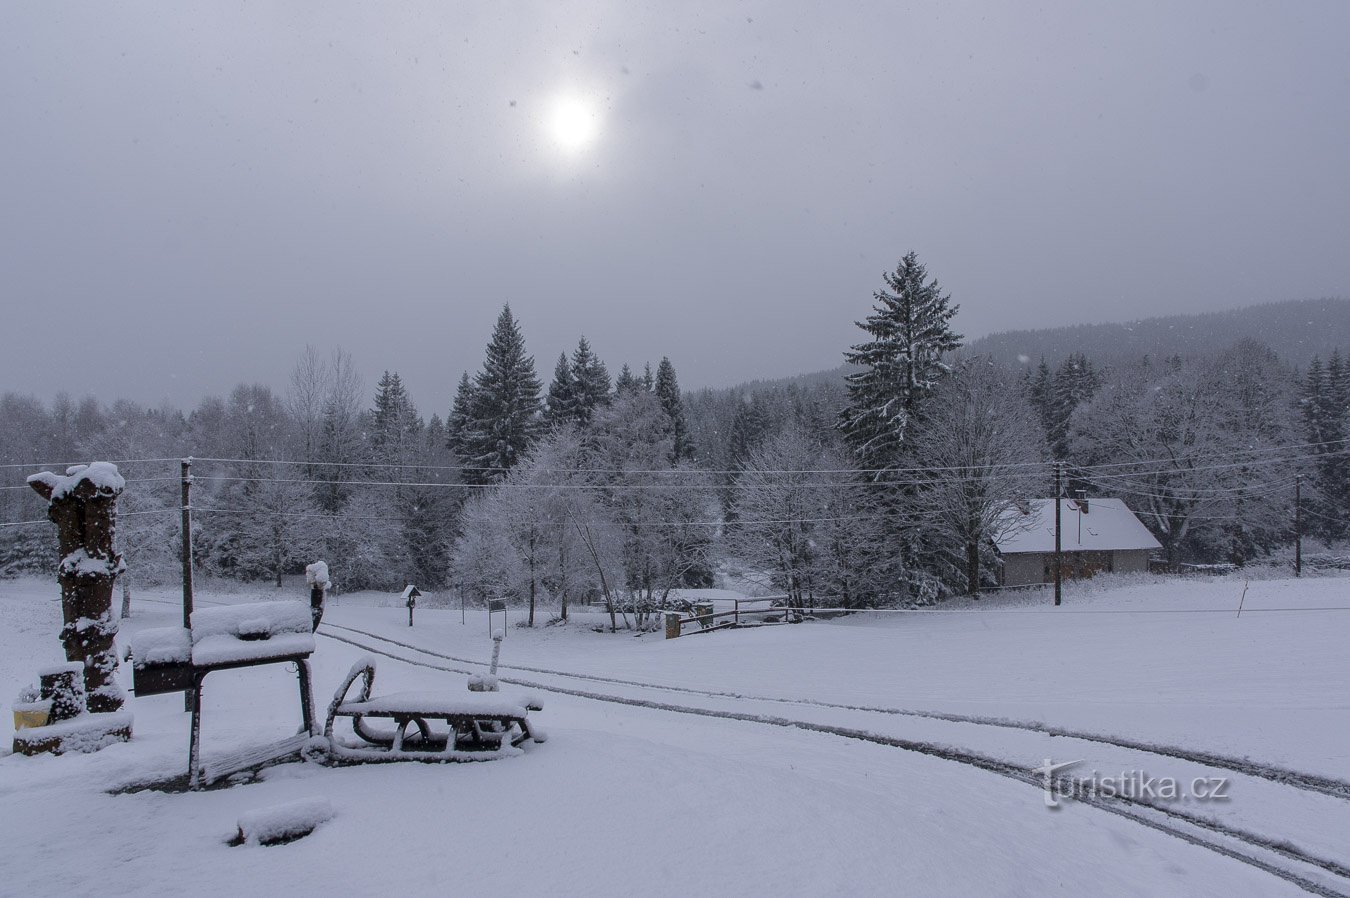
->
xmin=545 ymin=353 xmax=577 ymax=429
xmin=371 ymin=370 xmax=420 ymax=465
xmin=839 ymin=252 xmax=962 ymax=471
xmin=447 ymin=305 xmax=542 ymax=484
xmin=1048 ymin=353 xmax=1100 ymax=459
xmin=569 ymin=336 xmax=612 ymax=426
xmin=654 ymin=357 xmax=691 ymax=461
xmin=615 ymin=364 xmax=640 ymax=395
xmin=447 ymin=372 xmax=474 ymax=454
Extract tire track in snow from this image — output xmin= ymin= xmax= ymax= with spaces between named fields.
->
xmin=318 ymin=627 xmax=1350 ymax=898
xmin=319 ymin=621 xmax=1350 ymax=802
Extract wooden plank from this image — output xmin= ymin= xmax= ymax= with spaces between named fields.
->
xmin=202 ymin=733 xmax=310 ymax=785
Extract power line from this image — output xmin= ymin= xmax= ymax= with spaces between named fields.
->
xmin=186 ymin=436 xmax=1350 ymax=479
xmin=0 ymin=457 xmax=183 ymax=471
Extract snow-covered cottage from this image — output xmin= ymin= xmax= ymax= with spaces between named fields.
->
xmin=994 ymin=497 xmax=1161 ymax=587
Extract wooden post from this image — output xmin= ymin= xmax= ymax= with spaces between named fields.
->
xmin=27 ymin=463 xmax=127 ymax=713
xmin=1294 ymin=474 xmax=1302 ymax=578
xmin=181 ymin=459 xmax=195 ymax=713
xmin=181 ymin=459 xmax=194 ymax=629
xmin=1053 ymin=463 xmax=1063 ymax=607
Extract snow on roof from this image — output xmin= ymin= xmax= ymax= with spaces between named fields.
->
xmin=994 ymin=498 xmax=1162 ymax=554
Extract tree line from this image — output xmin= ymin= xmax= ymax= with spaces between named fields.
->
xmin=0 ymin=257 xmax=1334 ymax=615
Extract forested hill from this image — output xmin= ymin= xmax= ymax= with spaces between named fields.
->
xmin=964 ymin=297 xmax=1350 ymax=370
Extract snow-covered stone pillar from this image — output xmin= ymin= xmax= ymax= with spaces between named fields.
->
xmin=27 ymin=462 xmax=127 ymax=713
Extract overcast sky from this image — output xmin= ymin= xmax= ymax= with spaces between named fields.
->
xmin=3 ymin=2 xmax=1348 ymax=415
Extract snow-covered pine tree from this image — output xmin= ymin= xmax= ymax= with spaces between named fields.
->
xmin=545 ymin=353 xmax=577 ymax=429
xmin=1048 ymin=353 xmax=1100 ymax=459
xmin=449 ymin=305 xmax=543 ymax=485
xmin=614 ymin=363 xmax=640 ymax=395
xmin=839 ymin=252 xmax=962 ymax=472
xmin=447 ymin=372 xmax=475 ymax=455
xmin=371 ymin=372 xmax=417 ymax=457
xmin=1027 ymin=358 xmax=1054 ymax=442
xmin=569 ymin=336 xmax=612 ymax=426
xmin=654 ymin=357 xmax=691 ymax=461
xmin=1301 ymin=353 xmax=1347 ymax=538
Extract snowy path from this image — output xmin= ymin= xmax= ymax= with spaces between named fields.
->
xmin=319 ymin=621 xmax=1350 ymax=897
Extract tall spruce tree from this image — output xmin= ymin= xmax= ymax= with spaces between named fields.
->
xmin=545 ymin=353 xmax=577 ymax=429
xmin=448 ymin=305 xmax=542 ymax=484
xmin=654 ymin=357 xmax=691 ymax=461
xmin=1302 ymin=353 xmax=1348 ymax=537
xmin=840 ymin=251 xmax=962 ymax=471
xmin=569 ymin=336 xmax=612 ymax=426
xmin=371 ymin=370 xmax=420 ymax=465
xmin=1048 ymin=353 xmax=1100 ymax=459
xmin=615 ymin=363 xmax=641 ymax=394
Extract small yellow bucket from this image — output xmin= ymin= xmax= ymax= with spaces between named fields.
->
xmin=13 ymin=704 xmax=51 ymax=731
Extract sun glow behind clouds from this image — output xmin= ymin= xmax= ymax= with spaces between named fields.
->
xmin=548 ymin=95 xmax=601 ymax=152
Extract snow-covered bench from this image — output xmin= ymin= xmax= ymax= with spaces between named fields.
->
xmin=128 ymin=600 xmax=319 ymax=789
xmin=320 ymin=657 xmax=546 ymax=764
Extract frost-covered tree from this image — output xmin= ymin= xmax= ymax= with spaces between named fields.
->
xmin=589 ymin=390 xmax=718 ymax=626
xmin=909 ymin=361 xmax=1049 ymax=595
xmin=201 ymin=384 xmax=319 ymax=586
xmin=840 ymin=252 xmax=962 ymax=472
xmin=452 ymin=429 xmax=615 ymax=625
xmin=726 ymin=425 xmax=892 ymax=610
xmin=1070 ymin=343 xmax=1296 ymax=566
xmin=448 ymin=305 xmax=542 ymax=485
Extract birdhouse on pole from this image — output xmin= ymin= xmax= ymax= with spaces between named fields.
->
xmin=402 ymin=585 xmax=422 ymax=626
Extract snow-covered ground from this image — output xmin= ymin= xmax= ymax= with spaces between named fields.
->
xmin=2 ymin=574 xmax=1347 ymax=896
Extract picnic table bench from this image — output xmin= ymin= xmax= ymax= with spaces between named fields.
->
xmin=321 ymin=658 xmax=546 ymax=763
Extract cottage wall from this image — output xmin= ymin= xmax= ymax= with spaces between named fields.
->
xmin=1001 ymin=553 xmax=1045 ymax=587
xmin=1111 ymin=549 xmax=1150 ymax=575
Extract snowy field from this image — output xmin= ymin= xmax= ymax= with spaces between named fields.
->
xmin=2 ymin=574 xmax=1348 ymax=897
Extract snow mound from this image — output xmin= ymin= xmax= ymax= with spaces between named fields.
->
xmin=128 ymin=627 xmax=192 ymax=667
xmin=27 ymin=461 xmax=125 ymax=501
xmin=235 ymin=798 xmax=334 ymax=846
xmin=190 ymin=602 xmax=313 ymax=640
xmin=306 ymin=561 xmax=331 ymax=589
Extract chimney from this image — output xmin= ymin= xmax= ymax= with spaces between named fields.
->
xmin=1074 ymin=489 xmax=1089 ymax=514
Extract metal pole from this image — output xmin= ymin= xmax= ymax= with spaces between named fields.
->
xmin=1053 ymin=462 xmax=1063 ymax=607
xmin=1295 ymin=474 xmax=1302 ymax=578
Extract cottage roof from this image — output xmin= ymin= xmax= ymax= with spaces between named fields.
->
xmin=994 ymin=498 xmax=1162 ymax=554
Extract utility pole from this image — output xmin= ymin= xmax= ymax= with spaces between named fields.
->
xmin=1053 ymin=462 xmax=1063 ymax=606
xmin=180 ymin=458 xmax=195 ymax=712
xmin=1294 ymin=474 xmax=1302 ymax=578
xmin=180 ymin=458 xmax=194 ymax=629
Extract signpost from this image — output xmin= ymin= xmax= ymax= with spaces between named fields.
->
xmin=488 ymin=599 xmax=507 ymax=636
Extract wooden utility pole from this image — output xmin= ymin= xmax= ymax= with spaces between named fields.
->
xmin=1053 ymin=462 xmax=1063 ymax=606
xmin=1294 ymin=474 xmax=1302 ymax=578
xmin=181 ymin=458 xmax=194 ymax=628
xmin=181 ymin=459 xmax=195 ymax=712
